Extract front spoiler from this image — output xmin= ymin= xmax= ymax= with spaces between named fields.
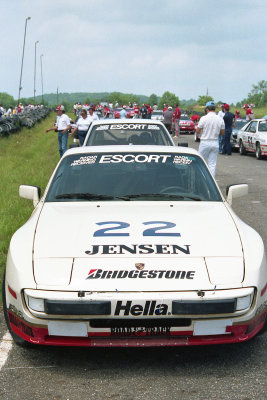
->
xmin=8 ymin=309 xmax=267 ymax=347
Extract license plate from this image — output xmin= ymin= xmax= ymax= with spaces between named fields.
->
xmin=110 ymin=326 xmax=170 ymax=337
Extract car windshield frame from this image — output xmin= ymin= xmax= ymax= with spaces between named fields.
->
xmin=45 ymin=151 xmax=223 ymax=203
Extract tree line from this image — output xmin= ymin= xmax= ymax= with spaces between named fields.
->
xmin=0 ymin=80 xmax=266 ymax=111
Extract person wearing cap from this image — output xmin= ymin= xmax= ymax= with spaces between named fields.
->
xmin=163 ymin=106 xmax=174 ymax=135
xmin=46 ymin=105 xmax=71 ymax=157
xmin=235 ymin=110 xmax=241 ymax=119
xmin=196 ymin=101 xmax=225 ymax=177
xmin=120 ymin=105 xmax=127 ymax=119
xmin=222 ymin=104 xmax=235 ymax=156
xmin=243 ymin=104 xmax=254 ymax=121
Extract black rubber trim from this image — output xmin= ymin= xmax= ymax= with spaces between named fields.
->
xmin=90 ymin=318 xmax=191 ymax=328
xmin=172 ymin=299 xmax=236 ymax=315
xmin=44 ymin=300 xmax=111 ymax=315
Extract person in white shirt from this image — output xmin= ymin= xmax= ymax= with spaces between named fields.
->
xmin=119 ymin=105 xmax=127 ymax=119
xmin=46 ymin=105 xmax=71 ymax=157
xmin=196 ymin=101 xmax=225 ymax=177
xmin=71 ymin=109 xmax=92 ymax=145
xmin=88 ymin=107 xmax=99 ymax=123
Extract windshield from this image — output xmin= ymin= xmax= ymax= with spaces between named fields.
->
xmin=46 ymin=152 xmax=222 ymax=202
xmin=181 ymin=115 xmax=190 ymax=121
xmin=258 ymin=121 xmax=267 ymax=132
xmin=84 ymin=123 xmax=173 ymax=146
xmin=235 ymin=120 xmax=247 ymax=129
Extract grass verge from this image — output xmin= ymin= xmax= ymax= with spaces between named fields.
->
xmin=0 ymin=112 xmax=73 ymax=298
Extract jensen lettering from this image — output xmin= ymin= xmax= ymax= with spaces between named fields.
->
xmin=85 ymin=244 xmax=190 ymax=255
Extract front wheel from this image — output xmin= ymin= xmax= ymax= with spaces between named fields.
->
xmin=239 ymin=140 xmax=246 ymax=155
xmin=2 ymin=271 xmax=32 ymax=347
xmin=256 ymin=143 xmax=262 ymax=160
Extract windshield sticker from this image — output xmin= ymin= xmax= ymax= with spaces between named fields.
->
xmin=110 ymin=124 xmax=149 ymax=130
xmin=86 ymin=268 xmax=195 ymax=280
xmin=173 ymin=156 xmax=192 ymax=165
xmin=71 ymin=155 xmax=97 ymax=166
xmin=99 ymin=154 xmax=172 ymax=164
xmin=96 ymin=125 xmax=109 ymax=130
xmin=147 ymin=125 xmax=160 ymax=130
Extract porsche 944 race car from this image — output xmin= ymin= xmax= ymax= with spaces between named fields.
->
xmin=3 ymin=146 xmax=267 ymax=347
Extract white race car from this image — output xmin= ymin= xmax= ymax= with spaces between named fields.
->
xmin=3 ymin=146 xmax=267 ymax=347
xmin=83 ymin=119 xmax=174 ymax=147
xmin=238 ymin=119 xmax=267 ymax=159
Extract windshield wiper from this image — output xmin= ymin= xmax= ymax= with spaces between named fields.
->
xmin=120 ymin=193 xmax=202 ymax=201
xmin=55 ymin=193 xmax=115 ymax=200
xmin=55 ymin=193 xmax=131 ymax=201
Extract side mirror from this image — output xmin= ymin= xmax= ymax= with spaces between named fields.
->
xmin=19 ymin=185 xmax=41 ymax=207
xmin=226 ymin=184 xmax=248 ymax=206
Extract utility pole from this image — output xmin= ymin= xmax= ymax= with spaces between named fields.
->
xmin=40 ymin=54 xmax=44 ymax=104
xmin=56 ymin=87 xmax=59 ymax=105
xmin=34 ymin=40 xmax=39 ymax=105
xmin=18 ymin=17 xmax=31 ymax=104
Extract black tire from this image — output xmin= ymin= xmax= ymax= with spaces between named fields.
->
xmin=256 ymin=143 xmax=262 ymax=160
xmin=239 ymin=140 xmax=246 ymax=155
xmin=2 ymin=271 xmax=32 ymax=347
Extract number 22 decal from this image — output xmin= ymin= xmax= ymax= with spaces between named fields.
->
xmin=93 ymin=221 xmax=180 ymax=237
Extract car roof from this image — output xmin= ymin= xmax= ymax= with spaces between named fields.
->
xmin=63 ymin=145 xmax=200 ymax=158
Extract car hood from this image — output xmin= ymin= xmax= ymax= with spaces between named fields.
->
xmin=33 ymin=202 xmax=244 ymax=290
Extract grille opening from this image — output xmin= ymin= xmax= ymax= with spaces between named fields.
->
xmin=90 ymin=318 xmax=191 ymax=329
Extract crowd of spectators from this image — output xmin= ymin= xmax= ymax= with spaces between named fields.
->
xmin=0 ymin=103 xmax=45 ymax=118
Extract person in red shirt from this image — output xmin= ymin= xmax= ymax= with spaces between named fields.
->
xmin=235 ymin=110 xmax=240 ymax=119
xmin=172 ymin=104 xmax=181 ymax=137
xmin=147 ymin=104 xmax=153 ymax=119
xmin=243 ymin=104 xmax=254 ymax=121
xmin=103 ymin=106 xmax=110 ymax=119
xmin=133 ymin=104 xmax=140 ymax=117
xmin=191 ymin=114 xmax=200 ymax=123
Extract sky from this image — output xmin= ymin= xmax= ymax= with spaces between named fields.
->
xmin=1 ymin=0 xmax=267 ymax=104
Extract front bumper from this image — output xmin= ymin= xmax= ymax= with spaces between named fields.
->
xmin=6 ymin=288 xmax=267 ymax=346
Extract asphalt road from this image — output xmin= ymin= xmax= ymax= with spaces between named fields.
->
xmin=0 ymin=134 xmax=266 ymax=400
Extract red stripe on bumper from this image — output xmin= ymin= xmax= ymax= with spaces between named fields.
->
xmin=7 ymin=310 xmax=267 ymax=347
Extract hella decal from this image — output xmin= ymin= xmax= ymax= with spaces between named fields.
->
xmin=114 ymin=301 xmax=169 ymax=316
xmin=86 ymin=269 xmax=195 ymax=280
xmin=85 ymin=244 xmax=190 ymax=255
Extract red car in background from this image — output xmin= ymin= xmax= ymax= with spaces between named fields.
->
xmin=113 ymin=108 xmax=122 ymax=118
xmin=179 ymin=114 xmax=196 ymax=134
xmin=126 ymin=108 xmax=135 ymax=118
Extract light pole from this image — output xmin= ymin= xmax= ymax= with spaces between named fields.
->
xmin=34 ymin=40 xmax=39 ymax=105
xmin=40 ymin=54 xmax=44 ymax=104
xmin=18 ymin=16 xmax=31 ymax=105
